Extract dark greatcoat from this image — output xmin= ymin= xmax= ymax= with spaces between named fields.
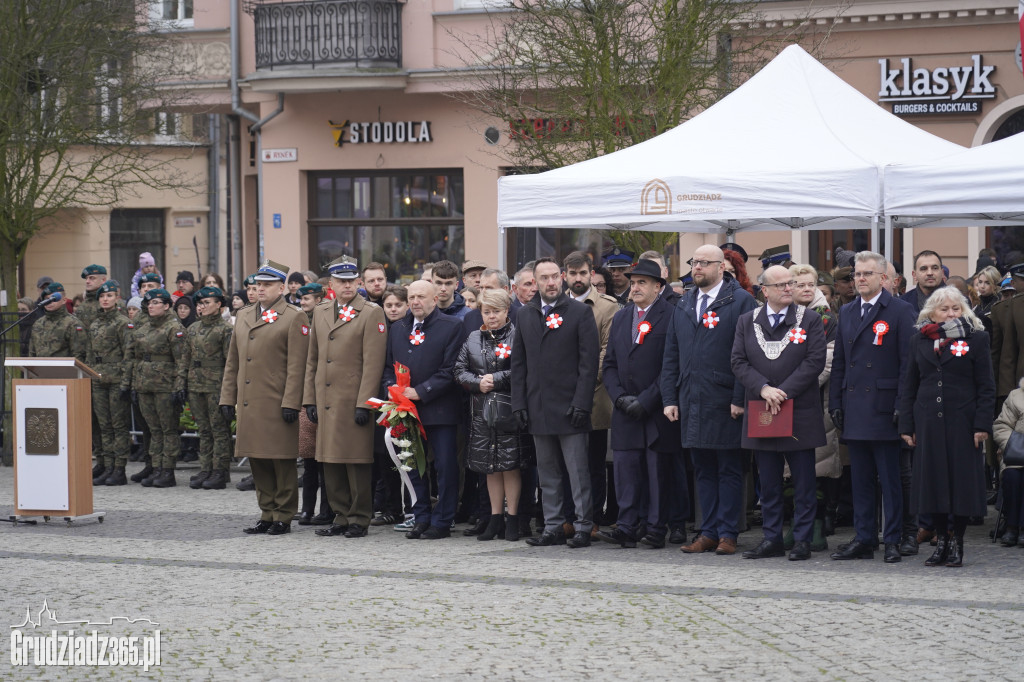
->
xmin=603 ymin=295 xmax=680 ymax=454
xmin=511 ymin=292 xmax=599 ymax=435
xmin=898 ymin=329 xmax=996 ymax=517
xmin=660 ymin=276 xmax=757 ymax=449
xmin=828 ymin=289 xmax=917 ymax=441
xmin=382 ymin=308 xmax=467 ymax=426
xmin=731 ymin=305 xmax=827 ymax=452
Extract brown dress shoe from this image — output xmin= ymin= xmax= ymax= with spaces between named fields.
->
xmin=916 ymin=528 xmax=935 ymax=545
xmin=680 ymin=535 xmax=718 ymax=554
xmin=715 ymin=538 xmax=737 ymax=555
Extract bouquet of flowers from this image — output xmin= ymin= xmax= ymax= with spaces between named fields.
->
xmin=367 ymin=362 xmax=428 ymax=483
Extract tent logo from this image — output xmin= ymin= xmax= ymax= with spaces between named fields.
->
xmin=641 ymin=179 xmax=672 ymax=215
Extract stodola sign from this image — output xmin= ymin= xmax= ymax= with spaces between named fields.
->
xmin=329 ymin=119 xmax=433 ymax=147
xmin=878 ymin=54 xmax=996 ymax=116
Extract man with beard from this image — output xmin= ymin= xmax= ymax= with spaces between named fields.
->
xmin=360 ymin=262 xmax=389 ymax=306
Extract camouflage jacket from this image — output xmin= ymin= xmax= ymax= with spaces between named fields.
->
xmin=86 ymin=307 xmax=131 ymax=385
xmin=124 ymin=313 xmax=186 ymax=393
xmin=183 ymin=313 xmax=233 ymax=393
xmin=77 ymin=290 xmax=101 ymax=331
xmin=28 ymin=307 xmax=89 ymax=362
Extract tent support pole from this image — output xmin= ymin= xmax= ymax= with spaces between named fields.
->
xmin=498 ymin=225 xmax=507 ymax=272
xmin=871 ymin=215 xmax=880 ymax=253
xmin=884 ymin=215 xmax=893 ymax=260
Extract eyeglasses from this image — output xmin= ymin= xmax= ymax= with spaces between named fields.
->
xmin=853 ymin=271 xmax=880 ymax=279
xmin=762 ymin=280 xmax=796 ymax=290
xmin=686 ymin=259 xmax=722 ymax=268
xmin=792 ymin=282 xmax=817 ymax=290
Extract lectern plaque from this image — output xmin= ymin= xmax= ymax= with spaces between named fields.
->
xmin=25 ymin=408 xmax=59 ymax=455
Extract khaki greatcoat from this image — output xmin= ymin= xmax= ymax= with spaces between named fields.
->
xmin=581 ymin=287 xmax=619 ymax=430
xmin=302 ymin=295 xmax=387 ymax=464
xmin=220 ymin=296 xmax=310 ymax=459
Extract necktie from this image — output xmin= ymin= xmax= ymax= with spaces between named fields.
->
xmin=699 ymin=293 xmax=709 ymax=321
xmin=632 ymin=307 xmax=644 ymax=342
xmin=862 ymin=302 xmax=872 ymax=319
xmin=637 ymin=308 xmax=645 ymax=320
xmin=413 ymin=322 xmax=422 ymax=335
xmin=771 ymin=313 xmax=784 ymax=329
xmin=542 ymin=304 xmax=551 ymax=316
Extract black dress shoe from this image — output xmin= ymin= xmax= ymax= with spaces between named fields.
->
xmin=235 ymin=474 xmax=255 ymax=491
xmin=243 ymin=520 xmax=273 ymax=535
xmin=422 ymin=525 xmax=451 ymax=540
xmin=789 ymin=541 xmax=811 ymax=561
xmin=315 ymin=524 xmax=348 ymax=537
xmin=526 ymin=530 xmax=566 ymax=546
xmin=742 ymin=539 xmax=785 ymax=559
xmin=830 ymin=540 xmax=875 ymax=560
xmin=405 ymin=522 xmax=430 ymax=539
xmin=899 ymin=535 xmax=919 ymax=556
xmin=884 ymin=543 xmax=902 ymax=563
xmin=566 ymin=531 xmax=591 ymax=548
xmin=296 ymin=511 xmax=314 ymax=526
xmin=1000 ymin=530 xmax=1020 ymax=547
xmin=463 ymin=515 xmax=489 ymax=536
xmin=595 ymin=528 xmax=636 ymax=548
xmin=345 ymin=524 xmax=368 ymax=538
xmin=639 ymin=534 xmax=666 ymax=549
xmin=945 ymin=536 xmax=963 ymax=567
xmin=267 ymin=521 xmax=291 ymax=535
xmin=669 ymin=528 xmax=687 ymax=545
xmin=310 ymin=511 xmax=333 ymax=526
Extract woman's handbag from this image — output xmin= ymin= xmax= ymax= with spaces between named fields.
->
xmin=482 ymin=393 xmax=516 ymax=431
xmin=1004 ymin=430 xmax=1024 ymax=467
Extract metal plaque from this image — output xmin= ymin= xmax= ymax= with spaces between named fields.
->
xmin=24 ymin=408 xmax=59 ymax=455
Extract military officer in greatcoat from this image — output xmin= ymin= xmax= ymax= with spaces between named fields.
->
xmin=221 ymin=260 xmax=310 ymax=535
xmin=303 ymin=257 xmax=388 ymax=539
xmin=87 ymin=280 xmax=132 ymax=486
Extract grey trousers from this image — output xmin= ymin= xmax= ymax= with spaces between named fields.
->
xmin=534 ymin=433 xmax=593 ymax=533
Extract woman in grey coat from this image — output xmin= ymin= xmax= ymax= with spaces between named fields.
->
xmin=455 ymin=289 xmax=532 ymax=541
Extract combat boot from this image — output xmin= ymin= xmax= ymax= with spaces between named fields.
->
xmin=236 ymin=474 xmax=255 ymax=491
xmin=92 ymin=461 xmax=106 ymax=478
xmin=140 ymin=467 xmax=163 ymax=487
xmin=202 ymin=470 xmax=228 ymax=490
xmin=103 ymin=467 xmax=128 ymax=486
xmin=152 ymin=469 xmax=176 ymax=488
xmin=130 ymin=464 xmax=154 ymax=483
xmin=93 ymin=467 xmax=113 ymax=485
xmin=189 ymin=470 xmax=211 ymax=489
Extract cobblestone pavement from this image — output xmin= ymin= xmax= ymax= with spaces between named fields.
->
xmin=1 ymin=463 xmax=1023 ymax=681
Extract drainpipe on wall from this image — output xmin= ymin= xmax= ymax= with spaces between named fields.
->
xmin=207 ymin=114 xmax=220 ymax=278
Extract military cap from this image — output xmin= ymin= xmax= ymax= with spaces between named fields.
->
xmin=254 ymin=259 xmax=289 ymax=282
xmin=140 ymin=272 xmax=162 ymax=285
xmin=44 ymin=281 xmax=65 ymax=295
xmin=244 ymin=273 xmax=257 ymax=287
xmin=81 ymin=264 xmax=107 ymax=278
xmin=679 ymin=271 xmax=695 ymax=290
xmin=721 ymin=242 xmax=748 ymax=262
xmin=97 ymin=280 xmax=120 ymax=294
xmin=1002 ymin=275 xmax=1015 ymax=292
xmin=759 ymin=245 xmax=792 ymax=268
xmin=817 ymin=271 xmax=834 ymax=287
xmin=143 ymin=288 xmax=172 ymax=304
xmin=833 ymin=266 xmax=853 ymax=283
xmin=1008 ymin=263 xmax=1024 ymax=280
xmin=603 ymin=247 xmax=634 ymax=268
xmin=298 ymin=282 xmax=325 ymax=297
xmin=328 ymin=256 xmax=359 ymax=280
xmin=195 ymin=286 xmax=227 ymax=305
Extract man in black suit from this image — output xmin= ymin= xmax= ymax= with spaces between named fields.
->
xmin=513 ymin=258 xmax=599 ymax=548
xmin=382 ymin=280 xmax=467 ymax=540
xmin=598 ymin=259 xmax=680 ymax=548
xmin=900 ymin=250 xmax=945 ymax=314
xmin=731 ymin=265 xmax=827 ymax=560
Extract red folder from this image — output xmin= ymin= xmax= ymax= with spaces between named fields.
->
xmin=746 ymin=399 xmax=794 ymax=438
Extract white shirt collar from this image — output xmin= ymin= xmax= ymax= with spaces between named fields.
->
xmin=766 ymin=303 xmax=789 ymax=317
xmin=861 ymin=291 xmax=883 ymax=308
xmin=571 ymin=287 xmax=592 ymax=302
xmin=696 ymin=279 xmax=725 ymax=313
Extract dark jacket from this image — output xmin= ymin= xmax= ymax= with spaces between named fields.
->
xmin=991 ymin=295 xmax=1024 ymax=397
xmin=604 ymin=296 xmax=680 ymax=454
xmin=439 ymin=292 xmax=471 ymax=321
xmin=828 ymin=290 xmax=917 ymax=441
xmin=455 ymin=321 xmax=532 ymax=473
xmin=383 ymin=307 xmax=467 ymax=426
xmin=463 ymin=303 xmax=518 ymax=337
xmin=898 ymin=328 xmax=995 ymax=516
xmin=731 ymin=305 xmax=827 ymax=451
xmin=900 ymin=284 xmax=944 ymax=314
xmin=511 ymin=292 xmax=599 ymax=435
xmin=661 ymin=276 xmax=757 ymax=449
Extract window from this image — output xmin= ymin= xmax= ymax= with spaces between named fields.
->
xmin=110 ymin=209 xmax=164 ymax=290
xmin=150 ymin=0 xmax=194 ymax=28
xmin=309 ymin=171 xmax=464 ymax=282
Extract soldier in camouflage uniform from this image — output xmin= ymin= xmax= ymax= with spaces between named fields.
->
xmin=184 ymin=286 xmax=234 ymax=490
xmin=87 ymin=280 xmax=132 ymax=486
xmin=29 ymin=281 xmax=89 ymax=362
xmin=126 ymin=272 xmax=162 ymax=480
xmin=77 ymin=264 xmax=109 ymax=332
xmin=125 ymin=288 xmax=187 ymax=488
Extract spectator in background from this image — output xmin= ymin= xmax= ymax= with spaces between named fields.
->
xmin=203 ymin=273 xmax=225 ymax=291
xmin=831 ymin=267 xmax=856 ymax=309
xmin=131 ymin=252 xmax=163 ymax=299
xmin=174 ymin=295 xmax=198 ymax=328
xmin=993 ymin=378 xmax=1024 ymax=546
xmin=361 ymin=262 xmax=389 ymax=306
xmin=901 ymin=250 xmax=946 ymax=314
xmin=722 ymin=248 xmax=755 ymax=297
xmin=462 ymin=286 xmax=479 ymax=310
xmin=175 ymin=271 xmax=196 ymax=300
xmin=126 ymin=297 xmax=143 ymax=321
xmin=462 ymin=260 xmax=487 ymax=290
xmin=972 ymin=265 xmax=1002 ymax=336
xmin=592 ymin=267 xmax=614 ymax=298
xmin=285 ymin=272 xmax=305 ymax=307
xmin=511 ymin=264 xmax=537 ymax=313
xmin=433 ymin=260 xmax=470 ymax=320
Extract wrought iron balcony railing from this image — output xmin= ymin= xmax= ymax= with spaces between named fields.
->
xmin=249 ymin=0 xmax=402 ymax=71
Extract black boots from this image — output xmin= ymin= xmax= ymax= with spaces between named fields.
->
xmin=92 ymin=461 xmax=106 ymax=478
xmin=131 ymin=463 xmax=154 ymax=483
xmin=463 ymin=515 xmax=490 ymax=537
xmin=140 ymin=467 xmax=163 ymax=487
xmin=103 ymin=467 xmax=127 ymax=486
xmin=924 ymin=534 xmax=949 ymax=566
xmin=505 ymin=514 xmax=520 ymax=542
xmin=152 ymin=469 xmax=176 ymax=488
xmin=189 ymin=470 xmax=211 ymax=488
xmin=202 ymin=470 xmax=229 ymax=490
xmin=945 ymin=535 xmax=964 ymax=567
xmin=477 ymin=514 xmax=505 ymax=541
xmin=93 ymin=466 xmax=112 ymax=485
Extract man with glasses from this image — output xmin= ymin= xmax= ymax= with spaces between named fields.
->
xmin=828 ymin=252 xmax=916 ymax=563
xmin=731 ymin=266 xmax=826 ymax=560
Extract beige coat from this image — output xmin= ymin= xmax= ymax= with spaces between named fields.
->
xmin=302 ymin=296 xmax=387 ymax=464
xmin=582 ymin=287 xmax=619 ymax=430
xmin=220 ymin=296 xmax=310 ymax=459
xmin=993 ymin=378 xmax=1024 ymax=473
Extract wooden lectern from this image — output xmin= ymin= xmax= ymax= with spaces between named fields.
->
xmin=4 ymin=357 xmax=105 ymax=523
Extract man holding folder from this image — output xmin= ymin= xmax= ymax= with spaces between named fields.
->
xmin=731 ymin=265 xmax=826 ymax=560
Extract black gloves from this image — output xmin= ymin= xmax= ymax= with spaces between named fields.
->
xmin=514 ymin=409 xmax=529 ymax=431
xmin=220 ymin=405 xmax=235 ymax=422
xmin=355 ymin=407 xmax=371 ymax=426
xmin=892 ymin=409 xmax=900 ymax=427
xmin=171 ymin=391 xmax=187 ymax=409
xmin=118 ymin=388 xmax=131 ymax=402
xmin=829 ymin=409 xmax=844 ymax=432
xmin=282 ymin=407 xmax=299 ymax=424
xmin=615 ymin=395 xmax=645 ymax=421
xmin=130 ymin=390 xmax=139 ymax=405
xmin=566 ymin=406 xmax=590 ymax=429
xmin=305 ymin=405 xmax=318 ymax=424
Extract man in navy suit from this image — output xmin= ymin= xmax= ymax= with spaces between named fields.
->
xmin=598 ymin=259 xmax=680 ymax=548
xmin=829 ymin=251 xmax=917 ymax=563
xmin=382 ymin=280 xmax=467 ymax=540
xmin=662 ymin=245 xmax=757 ymax=556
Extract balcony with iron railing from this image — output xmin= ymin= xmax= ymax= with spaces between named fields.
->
xmin=245 ymin=0 xmax=403 ymax=71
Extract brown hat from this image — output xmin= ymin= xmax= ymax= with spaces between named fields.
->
xmin=832 ymin=266 xmax=853 ymax=282
xmin=461 ymin=259 xmax=487 ymax=274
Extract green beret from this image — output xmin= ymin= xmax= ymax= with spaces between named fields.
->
xmin=298 ymin=283 xmax=324 ymax=297
xmin=44 ymin=282 xmax=65 ymax=295
xmin=140 ymin=272 xmax=162 ymax=284
xmin=195 ymin=286 xmax=227 ymax=305
xmin=98 ymin=280 xmax=120 ymax=294
xmin=143 ymin=288 xmax=171 ymax=304
xmin=81 ymin=264 xmax=107 ymax=278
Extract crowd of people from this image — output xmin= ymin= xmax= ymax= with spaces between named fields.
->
xmin=19 ymin=242 xmax=1024 ymax=566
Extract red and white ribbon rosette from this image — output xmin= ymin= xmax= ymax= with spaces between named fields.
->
xmin=702 ymin=311 xmax=719 ymax=329
xmin=950 ymin=340 xmax=969 ymax=357
xmin=636 ymin=320 xmax=652 ymax=344
xmin=495 ymin=343 xmax=511 ymax=359
xmin=787 ymin=327 xmax=807 ymax=344
xmin=409 ymin=330 xmax=425 ymax=345
xmin=545 ymin=313 xmax=563 ymax=329
xmin=261 ymin=309 xmax=278 ymax=324
xmin=872 ymin=320 xmax=889 ymax=346
xmin=338 ymin=305 xmax=355 ymax=321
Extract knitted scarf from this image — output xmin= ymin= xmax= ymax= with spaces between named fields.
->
xmin=919 ymin=318 xmax=969 ymax=355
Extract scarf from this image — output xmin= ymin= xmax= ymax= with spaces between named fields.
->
xmin=919 ymin=318 xmax=969 ymax=355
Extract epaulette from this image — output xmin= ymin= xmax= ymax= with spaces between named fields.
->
xmin=599 ymin=294 xmax=619 ymax=305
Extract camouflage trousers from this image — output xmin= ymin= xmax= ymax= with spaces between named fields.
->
xmin=189 ymin=391 xmax=232 ymax=472
xmin=91 ymin=383 xmax=130 ymax=468
xmin=137 ymin=392 xmax=181 ymax=470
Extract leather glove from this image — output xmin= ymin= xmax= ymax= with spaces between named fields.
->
xmin=305 ymin=405 xmax=318 ymax=424
xmin=566 ymin=406 xmax=590 ymax=429
xmin=118 ymin=388 xmax=131 ymax=402
xmin=171 ymin=391 xmax=187 ymax=409
xmin=829 ymin=408 xmax=844 ymax=432
xmin=615 ymin=395 xmax=644 ymax=421
xmin=514 ymin=409 xmax=529 ymax=431
xmin=282 ymin=407 xmax=299 ymax=424
xmin=130 ymin=390 xmax=139 ymax=405
xmin=355 ymin=407 xmax=371 ymax=426
xmin=220 ymin=405 xmax=235 ymax=422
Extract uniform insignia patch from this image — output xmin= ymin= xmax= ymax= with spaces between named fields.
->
xmin=175 ymin=331 xmax=184 ymax=337
xmin=301 ymin=325 xmax=309 ymax=336
xmin=378 ymin=323 xmax=386 ymax=334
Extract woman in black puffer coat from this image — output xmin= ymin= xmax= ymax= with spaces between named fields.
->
xmin=455 ymin=289 xmax=533 ymax=542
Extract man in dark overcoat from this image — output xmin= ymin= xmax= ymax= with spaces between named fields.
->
xmin=598 ymin=259 xmax=679 ymax=548
xmin=513 ymin=258 xmax=599 ymax=548
xmin=731 ymin=265 xmax=826 ymax=560
xmin=662 ymin=246 xmax=756 ymax=556
xmin=382 ymin=280 xmax=466 ymax=540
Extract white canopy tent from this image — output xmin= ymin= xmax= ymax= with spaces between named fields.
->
xmin=497 ymin=44 xmax=965 ymax=260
